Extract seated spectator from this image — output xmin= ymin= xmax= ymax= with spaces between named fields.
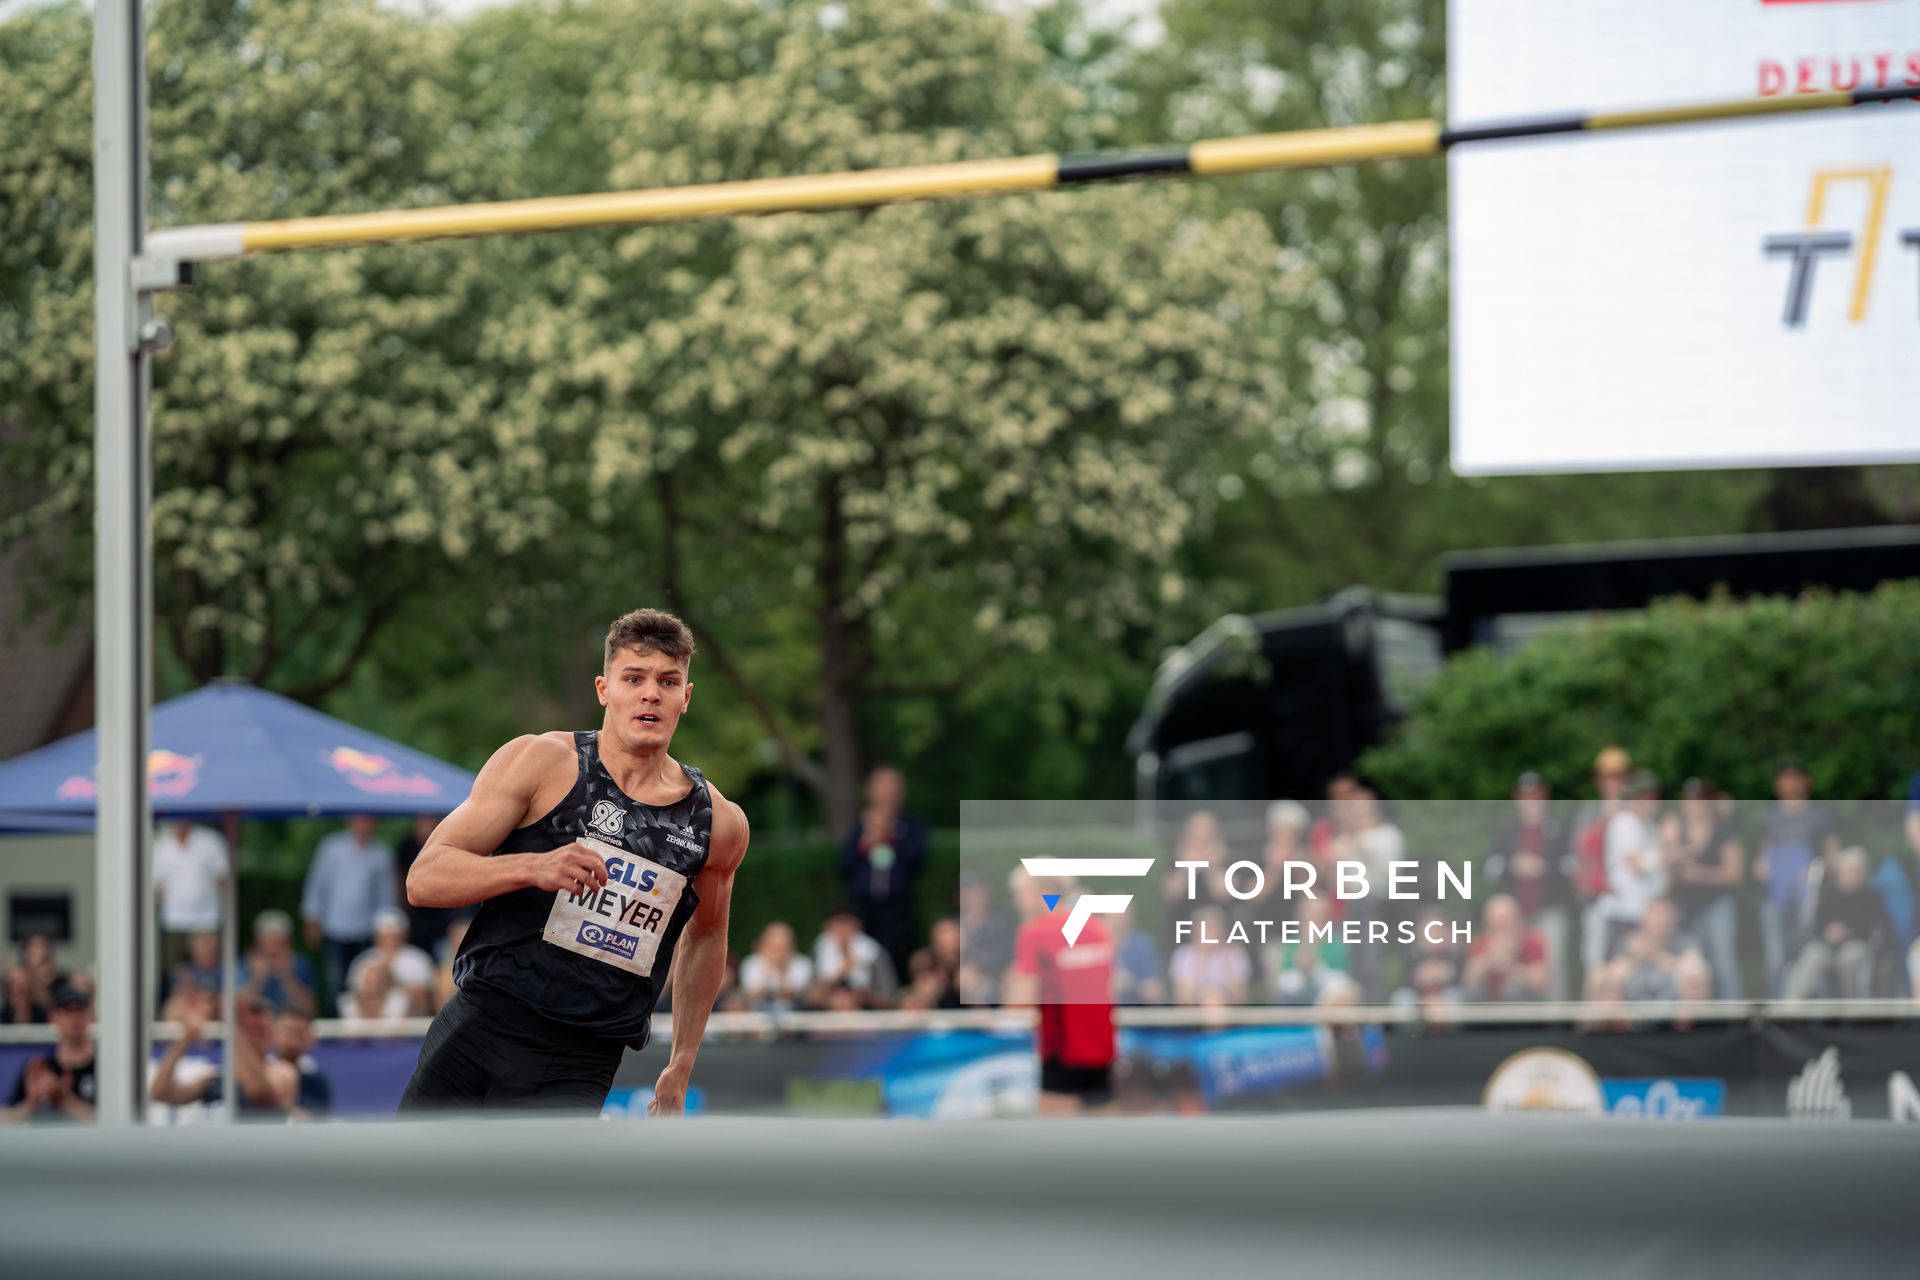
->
xmin=1462 ymin=894 xmax=1550 ymax=1002
xmin=899 ymin=918 xmax=962 ymax=1011
xmin=1613 ymin=897 xmax=1701 ymax=966
xmin=1314 ymin=973 xmax=1362 ymax=1012
xmin=1786 ymin=847 xmax=1892 ymax=999
xmin=149 ymin=989 xmax=283 ymax=1118
xmin=433 ymin=918 xmax=470 ymax=1013
xmin=240 ymin=910 xmax=316 ymax=1013
xmin=820 ymin=980 xmax=866 ymax=1012
xmin=267 ymin=1003 xmax=332 ymax=1121
xmin=1614 ymin=924 xmax=1679 ymax=1003
xmin=1672 ymin=951 xmax=1713 ymax=1011
xmin=1169 ymin=905 xmax=1252 ymax=1006
xmin=1391 ymin=909 xmax=1464 ymax=1015
xmin=1268 ymin=896 xmax=1351 ymax=1007
xmin=957 ymin=870 xmax=1014 ymax=1004
xmin=811 ymin=906 xmax=898 ymax=1005
xmin=338 ymin=956 xmax=411 ymax=1024
xmin=160 ymin=930 xmax=224 ymax=1020
xmin=17 ymin=933 xmax=65 ymax=1010
xmin=346 ymin=907 xmax=434 ymax=1015
xmin=738 ymin=922 xmax=815 ymax=1012
xmin=1579 ymin=956 xmax=1636 ymax=1031
xmin=1 ymin=979 xmax=97 ymax=1125
xmin=1 ymin=963 xmax=47 ymax=1025
xmin=1108 ymin=911 xmax=1167 ymax=1006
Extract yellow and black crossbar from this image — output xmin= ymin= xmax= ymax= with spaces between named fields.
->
xmin=144 ymin=85 xmax=1920 ymax=264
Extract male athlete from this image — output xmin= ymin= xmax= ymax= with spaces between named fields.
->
xmin=400 ymin=608 xmax=748 ymax=1114
xmin=1005 ymin=870 xmax=1117 ymax=1114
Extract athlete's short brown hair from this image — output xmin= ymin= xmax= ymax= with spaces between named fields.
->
xmin=604 ymin=608 xmax=696 ymax=671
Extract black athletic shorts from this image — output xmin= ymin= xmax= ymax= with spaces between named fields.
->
xmin=397 ymin=988 xmax=624 ymax=1116
xmin=1040 ymin=1058 xmax=1114 ymax=1104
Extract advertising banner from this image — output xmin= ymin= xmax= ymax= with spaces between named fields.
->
xmin=1448 ymin=0 xmax=1920 ymax=474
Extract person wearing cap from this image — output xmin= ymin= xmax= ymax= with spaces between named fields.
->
xmin=0 ymin=978 xmax=96 ymax=1124
xmin=347 ymin=907 xmax=436 ymax=1016
xmin=1596 ymin=770 xmax=1667 ymax=966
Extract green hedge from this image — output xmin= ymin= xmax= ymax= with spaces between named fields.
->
xmin=1361 ymin=583 xmax=1920 ymax=801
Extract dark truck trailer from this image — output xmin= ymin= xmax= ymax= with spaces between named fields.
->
xmin=1129 ymin=525 xmax=1920 ymax=804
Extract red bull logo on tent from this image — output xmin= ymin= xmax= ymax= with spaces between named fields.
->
xmin=56 ymin=749 xmax=204 ymax=801
xmin=327 ymin=746 xmax=440 ymax=797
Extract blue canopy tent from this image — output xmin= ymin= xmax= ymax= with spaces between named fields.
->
xmin=0 ymin=681 xmax=476 ymax=1116
xmin=0 ymin=680 xmax=475 ymax=825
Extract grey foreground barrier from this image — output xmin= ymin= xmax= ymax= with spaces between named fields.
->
xmin=0 ymin=1111 xmax=1914 ymax=1278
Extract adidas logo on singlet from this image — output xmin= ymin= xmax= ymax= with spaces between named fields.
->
xmin=663 ymin=825 xmax=703 ymax=855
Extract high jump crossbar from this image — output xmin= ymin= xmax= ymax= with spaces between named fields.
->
xmin=142 ymin=84 xmax=1920 ymax=269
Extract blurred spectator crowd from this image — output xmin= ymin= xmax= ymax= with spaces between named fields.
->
xmin=8 ymin=754 xmax=1920 ymax=1123
xmin=983 ymin=752 xmax=1920 ymax=1015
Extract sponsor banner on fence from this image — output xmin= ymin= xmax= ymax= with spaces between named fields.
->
xmin=11 ymin=1016 xmax=1910 ymax=1122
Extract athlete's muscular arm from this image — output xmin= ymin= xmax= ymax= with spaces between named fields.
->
xmin=650 ymin=789 xmax=750 ymax=1117
xmin=406 ymin=734 xmax=609 ymax=908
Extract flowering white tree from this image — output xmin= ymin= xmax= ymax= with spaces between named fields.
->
xmin=465 ymin=0 xmax=1291 ymax=827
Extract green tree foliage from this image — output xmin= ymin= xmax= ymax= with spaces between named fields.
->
xmin=445 ymin=0 xmax=1289 ymax=829
xmin=1360 ymin=585 xmax=1920 ymax=801
xmin=1 ymin=0 xmax=562 ymax=699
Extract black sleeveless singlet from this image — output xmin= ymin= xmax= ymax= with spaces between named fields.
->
xmin=452 ymin=731 xmax=714 ymax=1048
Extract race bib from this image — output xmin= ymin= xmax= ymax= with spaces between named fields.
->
xmin=542 ymin=834 xmax=688 ymax=977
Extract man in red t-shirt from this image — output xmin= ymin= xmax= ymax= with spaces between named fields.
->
xmin=1462 ymin=894 xmax=1551 ymax=1002
xmin=1005 ymin=870 xmax=1116 ymax=1114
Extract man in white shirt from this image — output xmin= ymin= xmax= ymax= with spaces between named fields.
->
xmin=153 ymin=821 xmax=229 ymax=976
xmin=1595 ymin=772 xmax=1668 ymax=969
xmin=738 ymin=921 xmax=814 ymax=1012
xmin=812 ymin=905 xmax=898 ymax=1001
xmin=346 ymin=907 xmax=435 ymax=1015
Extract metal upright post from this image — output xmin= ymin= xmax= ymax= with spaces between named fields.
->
xmin=92 ymin=0 xmax=156 ymax=1127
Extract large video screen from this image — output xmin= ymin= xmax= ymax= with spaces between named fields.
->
xmin=1448 ymin=0 xmax=1920 ymax=475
